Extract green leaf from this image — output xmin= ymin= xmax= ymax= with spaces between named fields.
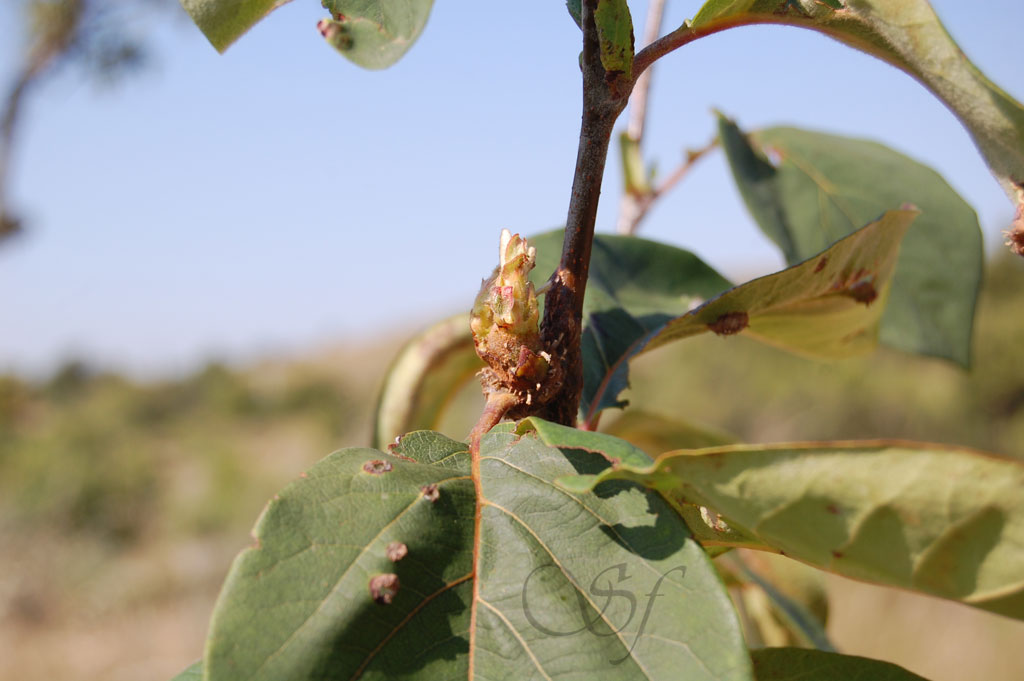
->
xmin=559 ymin=441 xmax=1024 ymax=620
xmin=647 ymin=209 xmax=916 ymax=358
xmin=473 ymin=429 xmax=752 ymax=679
xmin=718 ymin=117 xmax=982 ymax=366
xmin=168 ymin=660 xmax=202 ymax=681
xmin=750 ymin=648 xmax=930 ymax=681
xmin=180 ymin=0 xmax=284 ymax=53
xmin=320 ymin=1 xmax=435 ymax=70
xmin=203 ymin=429 xmax=754 ymax=679
xmin=594 ymin=0 xmax=635 ymax=79
xmin=204 ymin=439 xmax=477 ymax=680
xmin=690 ymin=0 xmax=1024 ymax=201
xmin=372 ymin=314 xmax=482 ymax=449
xmin=530 ymin=230 xmax=733 ymax=420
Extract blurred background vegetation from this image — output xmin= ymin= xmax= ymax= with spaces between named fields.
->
xmin=1 ymin=254 xmax=1022 ymax=681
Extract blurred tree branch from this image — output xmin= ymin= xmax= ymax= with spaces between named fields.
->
xmin=1 ymin=0 xmax=171 ymax=244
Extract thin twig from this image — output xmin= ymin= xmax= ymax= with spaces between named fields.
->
xmin=625 ymin=138 xmax=719 ymax=233
xmin=616 ymin=0 xmax=667 ymax=235
xmin=625 ymin=0 xmax=666 ymax=141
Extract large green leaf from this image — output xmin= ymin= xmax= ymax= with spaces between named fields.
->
xmin=558 ymin=441 xmax=1024 ymax=620
xmin=182 ymin=0 xmax=434 ymax=69
xmin=750 ymin=648 xmax=929 ymax=681
xmin=718 ymin=117 xmax=982 ymax=366
xmin=688 ymin=0 xmax=1024 ymax=201
xmin=320 ymin=1 xmax=435 ymax=70
xmin=530 ymin=231 xmax=733 ymax=421
xmin=472 ymin=429 xmax=751 ymax=680
xmin=203 ymin=439 xmax=476 ymax=680
xmin=372 ymin=314 xmax=482 ymax=449
xmin=646 ymin=209 xmax=915 ymax=357
xmin=202 ymin=428 xmax=753 ymax=679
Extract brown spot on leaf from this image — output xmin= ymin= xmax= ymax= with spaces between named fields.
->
xmin=707 ymin=311 xmax=749 ymax=336
xmin=363 ymin=460 xmax=393 ymax=475
xmin=814 ymin=257 xmax=828 ymax=273
xmin=845 ymin=279 xmax=878 ymax=305
xmin=420 ymin=484 xmax=440 ymax=502
xmin=831 ymin=550 xmax=844 ymax=559
xmin=386 ymin=541 xmax=408 ymax=562
xmin=369 ymin=574 xmax=400 ymax=604
xmin=826 ymin=503 xmax=840 ymax=515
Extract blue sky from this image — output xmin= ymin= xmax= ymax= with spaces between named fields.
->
xmin=1 ymin=1 xmax=1021 ymax=376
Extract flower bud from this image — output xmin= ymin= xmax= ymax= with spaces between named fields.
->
xmin=471 ymin=230 xmax=541 ymax=345
xmin=470 ymin=230 xmax=549 ymax=390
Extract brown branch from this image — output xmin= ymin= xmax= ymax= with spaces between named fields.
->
xmin=537 ymin=0 xmax=630 ymax=426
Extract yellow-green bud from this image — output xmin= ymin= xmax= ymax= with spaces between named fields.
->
xmin=471 ymin=230 xmax=541 ymax=344
xmin=470 ymin=230 xmax=550 ymax=393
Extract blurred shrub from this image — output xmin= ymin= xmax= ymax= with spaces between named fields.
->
xmin=0 ymin=359 xmax=356 ymax=542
